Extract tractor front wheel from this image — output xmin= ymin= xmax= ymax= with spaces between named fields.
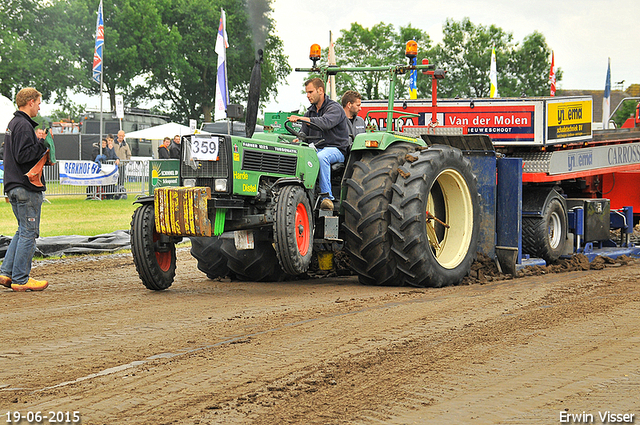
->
xmin=131 ymin=203 xmax=176 ymax=290
xmin=274 ymin=185 xmax=314 ymax=275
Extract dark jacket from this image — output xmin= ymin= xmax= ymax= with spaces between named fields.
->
xmin=169 ymin=141 xmax=181 ymax=159
xmin=158 ymin=145 xmax=170 ymax=159
xmin=3 ymin=111 xmax=47 ymax=193
xmin=302 ymin=95 xmax=350 ymax=156
xmin=347 ymin=115 xmax=366 ymax=144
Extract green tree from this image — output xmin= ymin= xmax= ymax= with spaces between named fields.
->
xmin=428 ymin=18 xmax=513 ymax=98
xmin=146 ymin=0 xmax=290 ymax=123
xmin=0 ymin=0 xmax=89 ymax=104
xmin=612 ymin=99 xmax=639 ymax=127
xmin=319 ymin=23 xmax=431 ymax=100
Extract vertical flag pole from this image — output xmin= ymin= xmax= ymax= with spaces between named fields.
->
xmin=328 ymin=31 xmax=337 ymax=101
xmin=214 ymin=8 xmax=229 ymax=132
xmin=603 ymin=58 xmax=611 ymax=130
xmin=92 ymin=0 xmax=104 ymax=153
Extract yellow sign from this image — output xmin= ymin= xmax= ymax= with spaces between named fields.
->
xmin=547 ymin=99 xmax=592 ymax=140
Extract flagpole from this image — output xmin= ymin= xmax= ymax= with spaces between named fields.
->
xmin=99 ymin=68 xmax=103 ymax=154
xmin=224 ymin=9 xmax=229 ymax=135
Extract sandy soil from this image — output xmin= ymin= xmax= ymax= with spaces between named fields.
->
xmin=1 ymin=248 xmax=639 ymax=425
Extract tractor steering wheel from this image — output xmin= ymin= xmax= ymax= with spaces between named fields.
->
xmin=284 ymin=119 xmax=324 ymax=142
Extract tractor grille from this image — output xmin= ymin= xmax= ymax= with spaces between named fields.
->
xmin=242 ymin=150 xmax=297 ymax=175
xmin=181 ymin=136 xmax=229 ymax=180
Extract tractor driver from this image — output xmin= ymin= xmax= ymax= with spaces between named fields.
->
xmin=288 ymin=77 xmax=349 ymax=211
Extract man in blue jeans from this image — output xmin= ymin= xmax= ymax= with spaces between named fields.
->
xmin=0 ymin=87 xmax=49 ymax=291
xmin=289 ymin=78 xmax=349 ymax=211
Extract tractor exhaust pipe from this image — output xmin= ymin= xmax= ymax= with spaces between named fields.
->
xmin=246 ymin=49 xmax=263 ymax=138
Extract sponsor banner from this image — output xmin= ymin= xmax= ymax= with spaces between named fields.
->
xmin=149 ymin=159 xmax=180 ymax=194
xmin=547 ymin=99 xmax=592 ymax=141
xmin=548 ymin=142 xmax=640 ymax=175
xmin=360 ymin=104 xmax=537 ymax=143
xmin=59 ymin=160 xmax=118 ymax=186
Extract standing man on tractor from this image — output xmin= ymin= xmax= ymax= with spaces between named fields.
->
xmin=341 ymin=90 xmax=365 ymax=143
xmin=288 ymin=77 xmax=349 ymax=211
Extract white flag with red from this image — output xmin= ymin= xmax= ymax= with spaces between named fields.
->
xmin=549 ymin=51 xmax=556 ymax=96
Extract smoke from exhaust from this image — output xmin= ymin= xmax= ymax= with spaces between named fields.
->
xmin=245 ymin=0 xmax=270 ymax=59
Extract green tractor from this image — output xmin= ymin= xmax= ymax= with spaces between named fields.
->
xmin=130 ymin=43 xmax=481 ymax=290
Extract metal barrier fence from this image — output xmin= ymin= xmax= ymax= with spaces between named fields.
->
xmin=0 ymin=160 xmax=150 ymax=200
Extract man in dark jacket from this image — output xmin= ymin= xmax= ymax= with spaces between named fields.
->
xmin=169 ymin=134 xmax=181 ymax=159
xmin=288 ymin=78 xmax=349 ymax=210
xmin=0 ymin=87 xmax=49 ymax=291
xmin=341 ymin=90 xmax=365 ymax=143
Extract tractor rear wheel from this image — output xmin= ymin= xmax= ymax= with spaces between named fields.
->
xmin=131 ymin=203 xmax=176 ymax=290
xmin=389 ymin=145 xmax=479 ymax=287
xmin=220 ymin=238 xmax=285 ymax=282
xmin=190 ymin=236 xmax=230 ymax=279
xmin=274 ymin=185 xmax=314 ymax=275
xmin=343 ymin=142 xmax=415 ymax=285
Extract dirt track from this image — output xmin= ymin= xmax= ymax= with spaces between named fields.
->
xmin=1 ymin=248 xmax=639 ymax=425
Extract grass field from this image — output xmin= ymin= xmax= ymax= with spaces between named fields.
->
xmin=1 ymin=195 xmax=140 ymax=237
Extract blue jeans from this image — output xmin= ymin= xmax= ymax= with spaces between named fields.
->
xmin=317 ymin=147 xmax=344 ymax=200
xmin=1 ymin=187 xmax=43 ymax=284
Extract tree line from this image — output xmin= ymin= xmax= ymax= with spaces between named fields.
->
xmin=328 ymin=18 xmax=561 ymax=101
xmin=0 ymin=0 xmax=559 ymax=124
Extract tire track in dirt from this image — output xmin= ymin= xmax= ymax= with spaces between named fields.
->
xmin=1 ymin=251 xmax=639 ymax=425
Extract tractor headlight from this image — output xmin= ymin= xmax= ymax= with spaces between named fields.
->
xmin=214 ymin=179 xmax=228 ymax=192
xmin=184 ymin=178 xmax=196 ymax=187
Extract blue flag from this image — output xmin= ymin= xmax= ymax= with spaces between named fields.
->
xmin=92 ymin=0 xmax=104 ymax=84
xmin=603 ymin=58 xmax=611 ymax=128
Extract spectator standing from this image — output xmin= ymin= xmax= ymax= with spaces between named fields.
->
xmin=105 ymin=137 xmax=120 ymax=164
xmin=158 ymin=137 xmax=171 ymax=159
xmin=113 ymin=130 xmax=131 ymax=160
xmin=169 ymin=134 xmax=181 ymax=159
xmin=0 ymin=87 xmax=49 ymax=291
xmin=288 ymin=77 xmax=349 ymax=211
xmin=341 ymin=90 xmax=365 ymax=144
xmin=35 ymin=128 xmax=46 ymax=142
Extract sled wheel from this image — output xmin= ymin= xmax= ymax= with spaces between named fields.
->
xmin=220 ymin=239 xmax=285 ymax=282
xmin=343 ymin=142 xmax=416 ymax=285
xmin=274 ymin=185 xmax=313 ymax=275
xmin=131 ymin=203 xmax=176 ymax=290
xmin=522 ymin=194 xmax=567 ymax=263
xmin=190 ymin=236 xmax=230 ymax=279
xmin=389 ymin=145 xmax=479 ymax=287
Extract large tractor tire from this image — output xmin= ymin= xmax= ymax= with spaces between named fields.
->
xmin=131 ymin=203 xmax=176 ymax=290
xmin=220 ymin=238 xmax=285 ymax=282
xmin=274 ymin=185 xmax=314 ymax=275
xmin=389 ymin=145 xmax=479 ymax=288
xmin=190 ymin=236 xmax=230 ymax=279
xmin=522 ymin=190 xmax=567 ymax=264
xmin=343 ymin=142 xmax=416 ymax=285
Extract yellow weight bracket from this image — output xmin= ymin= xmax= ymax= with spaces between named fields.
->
xmin=154 ymin=187 xmax=212 ymax=237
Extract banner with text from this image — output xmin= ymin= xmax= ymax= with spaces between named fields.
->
xmin=59 ymin=160 xmax=119 ymax=186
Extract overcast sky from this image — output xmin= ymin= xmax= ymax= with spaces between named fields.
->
xmin=265 ymin=0 xmax=640 ymax=113
xmin=40 ymin=0 xmax=639 ymax=118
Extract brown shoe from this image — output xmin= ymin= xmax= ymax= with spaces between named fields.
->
xmin=320 ymin=198 xmax=334 ymax=211
xmin=0 ymin=275 xmax=11 ymax=288
xmin=11 ymin=278 xmax=49 ymax=292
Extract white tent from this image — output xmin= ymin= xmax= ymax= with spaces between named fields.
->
xmin=0 ymin=95 xmax=15 ymax=132
xmin=125 ymin=122 xmax=204 ymax=140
